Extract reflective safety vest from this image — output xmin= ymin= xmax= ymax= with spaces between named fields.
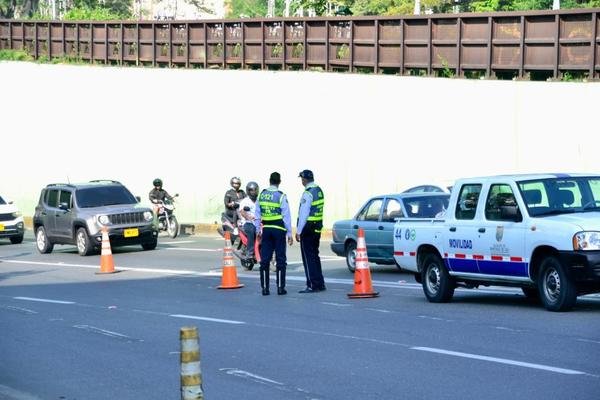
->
xmin=305 ymin=184 xmax=324 ymax=228
xmin=258 ymin=189 xmax=286 ymax=231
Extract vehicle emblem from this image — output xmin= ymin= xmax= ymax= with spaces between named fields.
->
xmin=496 ymin=226 xmax=504 ymax=242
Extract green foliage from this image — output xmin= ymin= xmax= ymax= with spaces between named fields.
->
xmin=271 ymin=43 xmax=283 ymax=57
xmin=226 ymin=0 xmax=286 ymax=18
xmin=63 ymin=6 xmax=128 ymax=20
xmin=437 ymin=55 xmax=455 ymax=78
xmin=0 ymin=49 xmax=34 ymax=61
xmin=336 ymin=43 xmax=350 ymax=59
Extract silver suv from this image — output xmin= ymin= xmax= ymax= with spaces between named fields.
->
xmin=33 ymin=180 xmax=158 ymax=256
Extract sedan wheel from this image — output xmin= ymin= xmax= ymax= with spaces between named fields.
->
xmin=345 ymin=241 xmax=357 ymax=273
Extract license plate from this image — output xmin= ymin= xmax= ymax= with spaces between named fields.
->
xmin=0 ymin=224 xmax=4 ymax=231
xmin=123 ymin=228 xmax=139 ymax=238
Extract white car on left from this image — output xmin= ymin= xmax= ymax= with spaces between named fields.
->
xmin=0 ymin=195 xmax=25 ymax=244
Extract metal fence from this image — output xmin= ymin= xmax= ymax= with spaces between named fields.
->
xmin=1 ymin=8 xmax=599 ymax=79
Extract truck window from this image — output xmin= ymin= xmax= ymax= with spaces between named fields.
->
xmin=357 ymin=199 xmax=383 ymax=222
xmin=382 ymin=198 xmax=403 ymax=222
xmin=455 ymin=184 xmax=481 ymax=220
xmin=485 ymin=184 xmax=518 ymax=221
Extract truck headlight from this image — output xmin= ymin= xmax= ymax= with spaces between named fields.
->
xmin=144 ymin=211 xmax=153 ymax=221
xmin=573 ymin=231 xmax=600 ymax=250
xmin=98 ymin=215 xmax=110 ymax=225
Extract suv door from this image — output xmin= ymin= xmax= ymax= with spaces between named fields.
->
xmin=43 ymin=189 xmax=60 ymax=236
xmin=54 ymin=189 xmax=74 ymax=240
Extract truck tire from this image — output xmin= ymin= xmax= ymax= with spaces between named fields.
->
xmin=345 ymin=241 xmax=357 ymax=273
xmin=538 ymin=256 xmax=577 ymax=311
xmin=421 ymin=253 xmax=455 ymax=303
xmin=36 ymin=226 xmax=54 ymax=254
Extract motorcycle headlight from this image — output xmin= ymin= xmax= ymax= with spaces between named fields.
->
xmin=144 ymin=211 xmax=154 ymax=221
xmin=98 ymin=215 xmax=110 ymax=225
xmin=573 ymin=231 xmax=600 ymax=250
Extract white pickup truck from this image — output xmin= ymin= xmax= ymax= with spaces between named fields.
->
xmin=393 ymin=173 xmax=600 ymax=311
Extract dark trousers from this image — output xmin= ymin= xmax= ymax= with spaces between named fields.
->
xmin=243 ymin=222 xmax=256 ymax=256
xmin=260 ymin=228 xmax=287 ymax=271
xmin=300 ymin=226 xmax=325 ymax=289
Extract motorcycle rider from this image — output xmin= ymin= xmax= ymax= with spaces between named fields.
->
xmin=224 ymin=176 xmax=246 ymax=235
xmin=149 ymin=178 xmax=174 ymax=214
xmin=237 ymin=181 xmax=259 ymax=259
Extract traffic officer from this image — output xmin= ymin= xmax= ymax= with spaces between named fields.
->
xmin=254 ymin=172 xmax=293 ymax=296
xmin=295 ymin=169 xmax=326 ymax=293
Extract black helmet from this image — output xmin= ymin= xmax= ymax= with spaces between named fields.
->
xmin=153 ymin=178 xmax=163 ymax=187
xmin=246 ymin=181 xmax=259 ymax=200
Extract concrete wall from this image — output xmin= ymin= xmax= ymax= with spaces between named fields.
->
xmin=2 ymin=61 xmax=599 ymax=228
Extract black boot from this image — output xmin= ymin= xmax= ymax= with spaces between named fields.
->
xmin=277 ymin=268 xmax=287 ymax=295
xmin=260 ymin=267 xmax=270 ymax=296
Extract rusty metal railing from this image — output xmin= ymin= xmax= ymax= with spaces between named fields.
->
xmin=1 ymin=8 xmax=599 ymax=79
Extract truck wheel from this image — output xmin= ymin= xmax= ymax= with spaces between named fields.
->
xmin=538 ymin=256 xmax=577 ymax=311
xmin=36 ymin=226 xmax=54 ymax=254
xmin=521 ymin=287 xmax=539 ymax=300
xmin=76 ymin=227 xmax=94 ymax=256
xmin=345 ymin=241 xmax=357 ymax=273
xmin=421 ymin=253 xmax=455 ymax=303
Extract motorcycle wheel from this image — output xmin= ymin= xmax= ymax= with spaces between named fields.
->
xmin=168 ymin=215 xmax=179 ymax=238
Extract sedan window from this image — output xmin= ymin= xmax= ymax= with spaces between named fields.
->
xmin=356 ymin=199 xmax=383 ymax=222
xmin=382 ymin=198 xmax=403 ymax=222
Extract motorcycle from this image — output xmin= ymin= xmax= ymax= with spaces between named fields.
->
xmin=154 ymin=194 xmax=179 ymax=239
xmin=217 ymin=210 xmax=260 ymax=270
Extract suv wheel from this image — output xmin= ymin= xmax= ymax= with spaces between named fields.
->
xmin=141 ymin=239 xmax=157 ymax=251
xmin=10 ymin=235 xmax=24 ymax=244
xmin=76 ymin=227 xmax=95 ymax=256
xmin=36 ymin=227 xmax=54 ymax=254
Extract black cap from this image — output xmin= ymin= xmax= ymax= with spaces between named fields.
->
xmin=269 ymin=172 xmax=281 ymax=185
xmin=298 ymin=169 xmax=314 ymax=180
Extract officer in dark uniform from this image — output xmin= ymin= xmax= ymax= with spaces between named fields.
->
xmin=254 ymin=172 xmax=293 ymax=296
xmin=295 ymin=170 xmax=326 ymax=293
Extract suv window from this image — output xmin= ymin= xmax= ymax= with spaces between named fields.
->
xmin=76 ymin=186 xmax=137 ymax=208
xmin=46 ymin=189 xmax=59 ymax=208
xmin=0 ymin=196 xmax=5 ymax=205
xmin=59 ymin=190 xmax=72 ymax=208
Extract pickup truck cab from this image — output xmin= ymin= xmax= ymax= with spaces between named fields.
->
xmin=393 ymin=173 xmax=600 ymax=311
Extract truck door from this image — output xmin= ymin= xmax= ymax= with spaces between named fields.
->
xmin=475 ymin=183 xmax=527 ymax=278
xmin=445 ymin=183 xmax=482 ymax=274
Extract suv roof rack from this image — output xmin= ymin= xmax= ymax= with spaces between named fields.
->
xmin=46 ymin=183 xmax=75 ymax=188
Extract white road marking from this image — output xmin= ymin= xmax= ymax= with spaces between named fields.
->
xmin=3 ymin=259 xmax=600 ymax=302
xmin=0 ymin=305 xmax=38 ymax=314
xmin=0 ymin=384 xmax=43 ymax=400
xmin=366 ymin=308 xmax=392 ymax=313
xmin=170 ymin=314 xmax=245 ymax=325
xmin=164 ymin=248 xmax=220 ymax=252
xmin=159 ymin=241 xmax=197 ymax=245
xmin=220 ymin=368 xmax=283 ymax=385
xmin=495 ymin=326 xmax=525 ymax=333
xmin=73 ymin=324 xmax=141 ymax=341
xmin=411 ymin=347 xmax=586 ymax=375
xmin=321 ymin=302 xmax=351 ymax=307
xmin=418 ymin=315 xmax=453 ymax=322
xmin=577 ymin=338 xmax=600 ymax=345
xmin=13 ymin=296 xmax=74 ymax=304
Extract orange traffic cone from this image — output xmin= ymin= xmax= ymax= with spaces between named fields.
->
xmin=96 ymin=227 xmax=119 ymax=274
xmin=347 ymin=228 xmax=379 ymax=298
xmin=217 ymin=231 xmax=244 ymax=289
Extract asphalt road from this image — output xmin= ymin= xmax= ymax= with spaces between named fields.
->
xmin=1 ymin=231 xmax=600 ymax=400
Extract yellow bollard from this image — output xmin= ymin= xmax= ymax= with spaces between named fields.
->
xmin=180 ymin=326 xmax=204 ymax=400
